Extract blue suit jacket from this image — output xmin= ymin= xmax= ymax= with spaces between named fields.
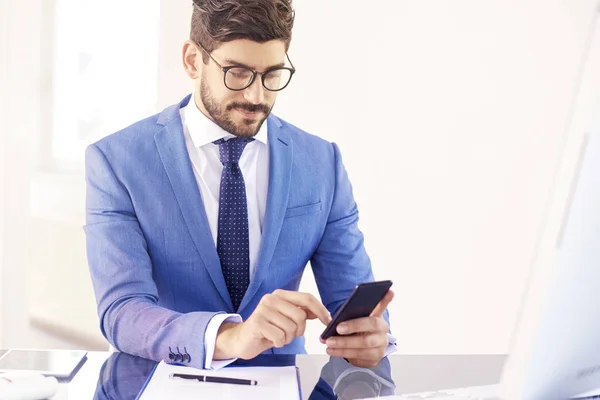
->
xmin=84 ymin=94 xmax=381 ymax=369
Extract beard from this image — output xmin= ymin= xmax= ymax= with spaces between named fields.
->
xmin=199 ymin=77 xmax=272 ymax=138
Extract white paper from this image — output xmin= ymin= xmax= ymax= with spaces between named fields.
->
xmin=137 ymin=361 xmax=300 ymax=400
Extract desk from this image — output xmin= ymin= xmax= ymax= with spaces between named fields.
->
xmin=52 ymin=352 xmax=505 ymax=399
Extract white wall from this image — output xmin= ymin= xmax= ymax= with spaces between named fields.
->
xmin=157 ymin=0 xmax=193 ymax=109
xmin=0 ymin=0 xmax=40 ymax=348
xmin=2 ymin=0 xmax=598 ymax=355
xmin=0 ymin=0 xmax=8 ymax=347
xmin=297 ymin=0 xmax=599 ymax=354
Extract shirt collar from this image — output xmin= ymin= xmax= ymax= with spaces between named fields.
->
xmin=183 ymin=94 xmax=269 ymax=148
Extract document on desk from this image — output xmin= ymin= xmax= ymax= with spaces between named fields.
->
xmin=136 ymin=361 xmax=301 ymax=400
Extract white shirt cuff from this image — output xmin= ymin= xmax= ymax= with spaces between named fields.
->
xmin=204 ymin=313 xmax=242 ymax=370
xmin=384 ymin=333 xmax=398 ymax=357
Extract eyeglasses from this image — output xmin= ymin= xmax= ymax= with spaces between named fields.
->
xmin=196 ymin=41 xmax=296 ymax=92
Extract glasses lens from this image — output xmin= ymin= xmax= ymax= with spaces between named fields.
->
xmin=263 ymin=68 xmax=293 ymax=91
xmin=225 ymin=67 xmax=254 ymax=90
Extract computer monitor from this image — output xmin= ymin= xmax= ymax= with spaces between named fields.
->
xmin=500 ymin=3 xmax=600 ymax=398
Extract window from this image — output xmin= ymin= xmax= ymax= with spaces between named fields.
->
xmin=22 ymin=0 xmax=162 ymax=349
xmin=49 ymin=0 xmax=161 ymax=170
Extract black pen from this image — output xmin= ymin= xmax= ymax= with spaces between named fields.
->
xmin=170 ymin=373 xmax=258 ymax=386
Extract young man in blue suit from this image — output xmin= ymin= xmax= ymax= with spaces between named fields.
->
xmin=84 ymin=0 xmax=395 ymax=370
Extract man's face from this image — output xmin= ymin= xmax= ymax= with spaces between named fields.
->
xmin=195 ymin=39 xmax=287 ymax=137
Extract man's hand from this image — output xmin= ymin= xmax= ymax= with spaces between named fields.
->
xmin=214 ymin=290 xmax=331 ymax=360
xmin=323 ymin=289 xmax=394 ymax=368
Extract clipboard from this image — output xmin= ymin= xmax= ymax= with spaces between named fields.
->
xmin=136 ymin=361 xmax=302 ymax=400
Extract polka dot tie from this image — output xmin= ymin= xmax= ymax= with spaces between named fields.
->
xmin=214 ymin=137 xmax=254 ymax=311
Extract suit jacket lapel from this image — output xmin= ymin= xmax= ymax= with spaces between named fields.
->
xmin=239 ymin=116 xmax=292 ymax=312
xmin=154 ymin=96 xmax=234 ymax=310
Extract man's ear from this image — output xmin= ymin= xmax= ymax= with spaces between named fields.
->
xmin=182 ymin=40 xmax=202 ymax=79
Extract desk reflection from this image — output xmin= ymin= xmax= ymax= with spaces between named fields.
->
xmin=93 ymin=352 xmax=395 ymax=399
xmin=92 ymin=352 xmax=155 ymax=400
xmin=310 ymin=357 xmax=395 ymax=399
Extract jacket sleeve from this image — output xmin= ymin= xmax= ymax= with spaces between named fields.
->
xmin=84 ymin=143 xmax=219 ymax=369
xmin=310 ymin=142 xmax=391 ymax=325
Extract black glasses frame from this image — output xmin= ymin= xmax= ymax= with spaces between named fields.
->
xmin=195 ymin=41 xmax=296 ymax=92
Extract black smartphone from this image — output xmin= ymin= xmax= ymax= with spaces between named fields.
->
xmin=320 ymin=280 xmax=393 ymax=340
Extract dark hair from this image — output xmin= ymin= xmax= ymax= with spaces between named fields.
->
xmin=191 ymin=0 xmax=295 ymax=63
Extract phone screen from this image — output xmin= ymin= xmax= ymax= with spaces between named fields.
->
xmin=321 ymin=280 xmax=392 ymax=340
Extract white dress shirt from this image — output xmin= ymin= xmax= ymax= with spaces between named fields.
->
xmin=180 ymin=95 xmax=268 ymax=369
xmin=180 ymin=95 xmax=396 ymax=370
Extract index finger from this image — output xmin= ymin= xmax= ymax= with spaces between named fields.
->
xmin=370 ymin=289 xmax=394 ymax=318
xmin=272 ymin=290 xmax=331 ymax=325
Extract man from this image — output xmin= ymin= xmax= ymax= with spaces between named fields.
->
xmin=84 ymin=0 xmax=395 ymax=370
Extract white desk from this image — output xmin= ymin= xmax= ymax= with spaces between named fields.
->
xmin=50 ymin=352 xmax=505 ymax=399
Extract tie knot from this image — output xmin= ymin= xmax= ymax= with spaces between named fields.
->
xmin=214 ymin=137 xmax=254 ymax=165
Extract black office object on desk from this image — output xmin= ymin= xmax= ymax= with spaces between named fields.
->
xmin=321 ymin=280 xmax=393 ymax=340
xmin=170 ymin=372 xmax=258 ymax=385
xmin=0 ymin=349 xmax=88 ymax=382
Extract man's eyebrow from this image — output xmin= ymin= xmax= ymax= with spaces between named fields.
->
xmin=223 ymin=58 xmax=286 ymax=70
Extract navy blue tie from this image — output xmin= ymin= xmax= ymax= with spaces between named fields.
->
xmin=214 ymin=137 xmax=254 ymax=311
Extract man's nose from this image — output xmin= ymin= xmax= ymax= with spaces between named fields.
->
xmin=243 ymin=76 xmax=265 ymax=105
